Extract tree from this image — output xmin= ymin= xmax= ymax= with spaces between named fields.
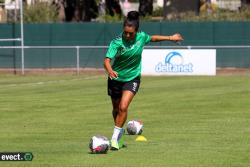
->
xmin=139 ymin=0 xmax=153 ymax=16
xmin=64 ymin=0 xmax=76 ymax=21
xmin=81 ymin=0 xmax=98 ymax=21
xmin=64 ymin=0 xmax=98 ymax=22
xmin=24 ymin=1 xmax=59 ymax=23
xmin=105 ymin=0 xmax=121 ymax=17
xmin=241 ymin=0 xmax=250 ymax=4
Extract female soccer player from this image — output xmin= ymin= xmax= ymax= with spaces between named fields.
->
xmin=104 ymin=11 xmax=183 ymax=150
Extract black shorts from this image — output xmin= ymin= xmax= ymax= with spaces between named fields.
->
xmin=107 ymin=76 xmax=141 ymax=99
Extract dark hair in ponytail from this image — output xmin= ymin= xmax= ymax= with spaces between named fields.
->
xmin=123 ymin=11 xmax=139 ymax=31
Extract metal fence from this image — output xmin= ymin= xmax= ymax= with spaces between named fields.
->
xmin=0 ymin=45 xmax=250 ymax=75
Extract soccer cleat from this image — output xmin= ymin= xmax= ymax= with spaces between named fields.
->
xmin=118 ymin=129 xmax=126 ymax=148
xmin=110 ymin=140 xmax=119 ymax=150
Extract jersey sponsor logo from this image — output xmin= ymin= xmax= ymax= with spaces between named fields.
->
xmin=135 ymin=41 xmax=141 ymax=47
xmin=155 ymin=51 xmax=193 ymax=73
xmin=130 ymin=41 xmax=141 ymax=49
xmin=122 ymin=41 xmax=141 ymax=52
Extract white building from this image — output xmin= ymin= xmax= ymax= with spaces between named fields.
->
xmin=216 ymin=0 xmax=241 ymax=11
xmin=155 ymin=0 xmax=241 ymax=11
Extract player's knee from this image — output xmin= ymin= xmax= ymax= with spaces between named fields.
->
xmin=119 ymin=104 xmax=128 ymax=113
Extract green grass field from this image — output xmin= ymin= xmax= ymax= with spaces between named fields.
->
xmin=0 ymin=74 xmax=250 ymax=167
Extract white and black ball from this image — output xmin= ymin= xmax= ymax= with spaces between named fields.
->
xmin=89 ymin=135 xmax=110 ymax=154
xmin=127 ymin=120 xmax=143 ymax=135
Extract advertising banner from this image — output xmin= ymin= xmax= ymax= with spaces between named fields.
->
xmin=141 ymin=49 xmax=216 ymax=76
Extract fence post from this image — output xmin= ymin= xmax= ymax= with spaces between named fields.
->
xmin=76 ymin=46 xmax=80 ymax=75
xmin=20 ymin=0 xmax=25 ymax=75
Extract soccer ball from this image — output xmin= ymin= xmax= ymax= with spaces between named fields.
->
xmin=127 ymin=120 xmax=143 ymax=135
xmin=89 ymin=135 xmax=110 ymax=154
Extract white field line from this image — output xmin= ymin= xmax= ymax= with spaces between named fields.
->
xmin=0 ymin=75 xmax=103 ymax=89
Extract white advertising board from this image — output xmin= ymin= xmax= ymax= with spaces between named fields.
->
xmin=141 ymin=49 xmax=216 ymax=76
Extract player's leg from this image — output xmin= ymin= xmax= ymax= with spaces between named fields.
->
xmin=108 ymin=78 xmax=125 ymax=150
xmin=110 ymin=97 xmax=127 ymax=149
xmin=116 ymin=90 xmax=135 ymax=127
xmin=111 ymin=98 xmax=121 ymax=123
xmin=111 ymin=91 xmax=135 ymax=150
xmin=115 ymin=76 xmax=140 ymax=128
xmin=110 ymin=76 xmax=140 ymax=150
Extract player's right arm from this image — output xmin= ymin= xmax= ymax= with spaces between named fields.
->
xmin=104 ymin=40 xmax=119 ymax=79
xmin=104 ymin=58 xmax=118 ymax=79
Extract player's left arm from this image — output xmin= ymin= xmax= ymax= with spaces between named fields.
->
xmin=150 ymin=33 xmax=183 ymax=42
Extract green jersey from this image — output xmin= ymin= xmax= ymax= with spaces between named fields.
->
xmin=106 ymin=31 xmax=151 ymax=82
